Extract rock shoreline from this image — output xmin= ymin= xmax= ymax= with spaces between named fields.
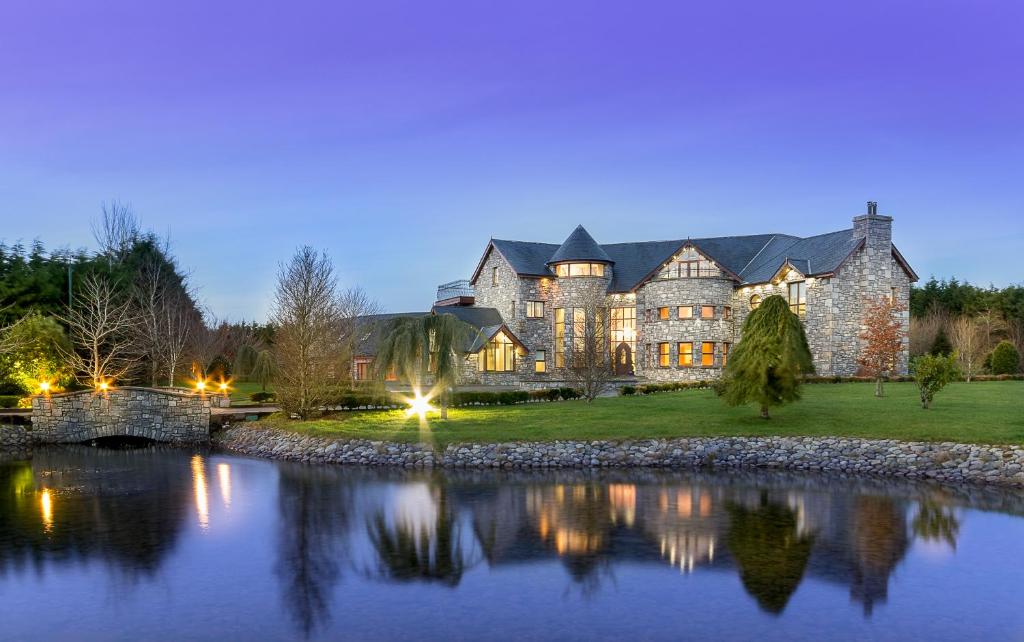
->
xmin=214 ymin=423 xmax=1024 ymax=487
xmin=0 ymin=425 xmax=32 ymax=460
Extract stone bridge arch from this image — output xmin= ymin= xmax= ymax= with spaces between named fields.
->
xmin=31 ymin=387 xmax=210 ymax=444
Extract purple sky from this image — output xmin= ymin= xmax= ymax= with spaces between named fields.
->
xmin=2 ymin=0 xmax=1022 ymax=320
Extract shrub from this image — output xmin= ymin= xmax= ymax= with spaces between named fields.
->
xmin=912 ymin=353 xmax=960 ymax=409
xmin=558 ymin=387 xmax=580 ymax=400
xmin=620 ymin=385 xmax=636 ymax=396
xmin=989 ymin=341 xmax=1021 ymax=375
xmin=931 ymin=328 xmax=953 ymax=356
xmin=0 ymin=395 xmax=22 ymax=409
xmin=250 ymin=391 xmax=275 ymax=403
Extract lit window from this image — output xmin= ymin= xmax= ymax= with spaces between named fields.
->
xmin=658 ymin=307 xmax=669 ymax=320
xmin=722 ymin=343 xmax=730 ymax=367
xmin=750 ymin=294 xmax=762 ymax=310
xmin=658 ymin=343 xmax=670 ymax=367
xmin=660 ymin=248 xmax=719 ymax=279
xmin=354 ymin=358 xmax=372 ymax=380
xmin=492 ymin=266 xmax=499 ymax=286
xmin=479 ymin=331 xmax=516 ymax=372
xmin=535 ymin=350 xmax=546 ymax=373
xmin=572 ymin=307 xmax=586 ymax=354
xmin=555 ymin=263 xmax=605 ymax=277
xmin=701 ymin=305 xmax=715 ymax=319
xmin=788 ymin=281 xmax=807 ymax=317
xmin=678 ymin=305 xmax=694 ymax=319
xmin=554 ymin=308 xmax=565 ymax=368
xmin=677 ymin=342 xmax=693 ymax=367
xmin=526 ymin=301 xmax=545 ymax=318
xmin=723 ymin=306 xmax=732 ymax=320
xmin=701 ymin=342 xmax=715 ymax=367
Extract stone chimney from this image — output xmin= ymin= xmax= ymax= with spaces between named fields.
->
xmin=852 ymin=200 xmax=893 ymax=255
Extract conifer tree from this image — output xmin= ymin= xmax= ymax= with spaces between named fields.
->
xmin=722 ymin=294 xmax=814 ymax=418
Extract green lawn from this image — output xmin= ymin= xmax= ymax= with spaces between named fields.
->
xmin=259 ymin=381 xmax=1024 ymax=448
xmin=228 ymin=381 xmax=273 ymax=404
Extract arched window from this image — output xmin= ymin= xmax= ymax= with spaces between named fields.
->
xmin=749 ymin=294 xmax=762 ymax=310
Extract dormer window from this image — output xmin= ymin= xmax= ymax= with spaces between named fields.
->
xmin=554 ymin=263 xmax=606 ymax=278
xmin=660 ymin=248 xmax=719 ymax=279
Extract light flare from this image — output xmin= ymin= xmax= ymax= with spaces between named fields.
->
xmin=404 ymin=390 xmax=436 ymax=420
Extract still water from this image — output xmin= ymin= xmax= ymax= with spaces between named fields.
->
xmin=2 ymin=445 xmax=1023 ymax=641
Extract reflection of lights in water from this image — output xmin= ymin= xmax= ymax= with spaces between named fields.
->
xmin=392 ymin=483 xmax=438 ymax=534
xmin=608 ymin=484 xmax=636 ymax=526
xmin=191 ymin=455 xmax=209 ymax=530
xmin=217 ymin=463 xmax=232 ymax=508
xmin=40 ymin=489 xmax=54 ymax=532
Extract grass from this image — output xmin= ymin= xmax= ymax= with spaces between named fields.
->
xmin=259 ymin=381 xmax=1024 ymax=449
xmin=228 ymin=381 xmax=273 ymax=404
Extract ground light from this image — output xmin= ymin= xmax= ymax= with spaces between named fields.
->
xmin=37 ymin=380 xmax=51 ymax=394
xmin=404 ymin=390 xmax=435 ymax=420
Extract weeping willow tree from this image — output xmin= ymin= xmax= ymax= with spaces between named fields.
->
xmin=374 ymin=312 xmax=474 ymax=420
xmin=722 ymin=294 xmax=814 ymax=419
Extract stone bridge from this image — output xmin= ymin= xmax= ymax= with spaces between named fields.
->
xmin=31 ymin=387 xmax=211 ymax=444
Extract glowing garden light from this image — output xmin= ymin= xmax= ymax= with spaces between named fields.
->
xmin=405 ymin=390 xmax=435 ymax=420
xmin=38 ymin=380 xmax=51 ymax=394
xmin=97 ymin=380 xmax=110 ymax=392
xmin=195 ymin=379 xmax=206 ymax=392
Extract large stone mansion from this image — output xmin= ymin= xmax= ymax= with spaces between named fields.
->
xmin=355 ymin=202 xmax=917 ymax=387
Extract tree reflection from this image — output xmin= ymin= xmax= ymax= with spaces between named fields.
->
xmin=367 ymin=485 xmax=469 ymax=587
xmin=274 ymin=464 xmax=352 ymax=639
xmin=725 ymin=492 xmax=814 ymax=615
xmin=912 ymin=500 xmax=960 ymax=550
xmin=849 ymin=495 xmax=908 ymax=615
xmin=0 ymin=447 xmax=190 ymax=582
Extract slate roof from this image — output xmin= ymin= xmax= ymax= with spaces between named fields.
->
xmin=354 ymin=307 xmax=514 ymax=355
xmin=547 ymin=225 xmax=613 ymax=265
xmin=476 ymin=225 xmax=905 ymax=292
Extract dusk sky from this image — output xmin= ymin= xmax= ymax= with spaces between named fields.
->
xmin=2 ymin=0 xmax=1021 ymax=321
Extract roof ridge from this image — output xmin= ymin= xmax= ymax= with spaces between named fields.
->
xmin=737 ymin=234 xmax=781 ymax=277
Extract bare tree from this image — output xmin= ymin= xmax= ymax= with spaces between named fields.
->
xmin=949 ymin=315 xmax=988 ymax=382
xmin=0 ymin=307 xmax=30 ymax=356
xmin=1008 ymin=319 xmax=1024 ymax=373
xmin=271 ymin=247 xmax=345 ymax=418
xmin=337 ymin=286 xmax=380 ymax=383
xmin=92 ymin=200 xmax=140 ymax=264
xmin=565 ymin=289 xmax=614 ymax=401
xmin=160 ymin=288 xmax=197 ymax=386
xmin=58 ymin=273 xmax=138 ymax=386
xmin=909 ymin=305 xmax=948 ymax=357
xmin=188 ymin=313 xmax=229 ymax=381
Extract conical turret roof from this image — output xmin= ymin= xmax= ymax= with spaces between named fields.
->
xmin=547 ymin=225 xmax=613 ymax=265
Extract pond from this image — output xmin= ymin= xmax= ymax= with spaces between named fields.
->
xmin=2 ymin=446 xmax=1023 ymax=641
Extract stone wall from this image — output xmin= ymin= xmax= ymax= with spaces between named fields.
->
xmin=0 ymin=424 xmax=31 ymax=458
xmin=636 ymin=277 xmax=736 ymax=380
xmin=216 ymin=425 xmax=1024 ymax=487
xmin=31 ymin=387 xmax=211 ymax=444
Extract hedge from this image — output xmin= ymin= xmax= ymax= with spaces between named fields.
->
xmin=320 ymin=387 xmax=582 ymax=411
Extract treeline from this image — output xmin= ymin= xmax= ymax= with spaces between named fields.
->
xmin=0 ymin=203 xmax=271 ymax=397
xmin=909 ymin=277 xmax=1023 ymax=377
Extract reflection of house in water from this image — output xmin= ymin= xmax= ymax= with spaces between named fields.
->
xmin=454 ymin=476 xmax=911 ymax=615
xmin=0 ymin=446 xmax=193 ymax=580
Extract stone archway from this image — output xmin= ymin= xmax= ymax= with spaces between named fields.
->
xmin=613 ymin=342 xmax=633 ymax=375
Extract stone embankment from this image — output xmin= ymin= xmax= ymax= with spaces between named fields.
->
xmin=215 ymin=424 xmax=1024 ymax=487
xmin=0 ymin=425 xmax=32 ymax=460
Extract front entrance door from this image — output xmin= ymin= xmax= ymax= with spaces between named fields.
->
xmin=613 ymin=342 xmax=633 ymax=375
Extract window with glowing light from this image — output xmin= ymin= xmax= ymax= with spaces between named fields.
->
xmin=658 ymin=307 xmax=670 ymax=320
xmin=609 ymin=306 xmax=636 ymax=372
xmin=788 ymin=281 xmax=807 ymax=317
xmin=701 ymin=342 xmax=715 ymax=367
xmin=701 ymin=305 xmax=715 ymax=319
xmin=526 ymin=300 xmax=545 ymax=318
xmin=658 ymin=342 xmax=670 ymax=367
xmin=535 ymin=350 xmax=546 ymax=373
xmin=554 ymin=263 xmax=605 ymax=278
xmin=554 ymin=308 xmax=565 ymax=368
xmin=677 ymin=342 xmax=693 ymax=367
xmin=750 ymin=294 xmax=762 ymax=310
xmin=678 ymin=305 xmax=694 ymax=319
xmin=479 ymin=331 xmax=516 ymax=372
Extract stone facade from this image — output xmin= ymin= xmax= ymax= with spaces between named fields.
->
xmin=216 ymin=424 xmax=1024 ymax=487
xmin=31 ymin=387 xmax=211 ymax=444
xmin=453 ymin=211 xmax=915 ymax=387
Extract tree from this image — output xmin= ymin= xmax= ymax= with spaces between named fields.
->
xmin=989 ymin=340 xmax=1020 ymax=375
xmin=91 ymin=200 xmax=141 ymax=265
xmin=271 ymin=247 xmax=345 ymax=418
xmin=0 ymin=312 xmax=73 ymax=393
xmin=250 ymin=349 xmax=276 ymax=391
xmin=858 ymin=297 xmax=907 ymax=397
xmin=721 ymin=294 xmax=814 ymax=419
xmin=57 ymin=273 xmax=138 ymax=386
xmin=374 ymin=312 xmax=474 ymax=420
xmin=949 ymin=316 xmax=987 ymax=382
xmin=930 ymin=327 xmax=953 ymax=356
xmin=912 ymin=353 xmax=959 ymax=409
xmin=565 ymin=291 xmax=614 ymax=402
xmin=337 ymin=287 xmax=380 ymax=384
